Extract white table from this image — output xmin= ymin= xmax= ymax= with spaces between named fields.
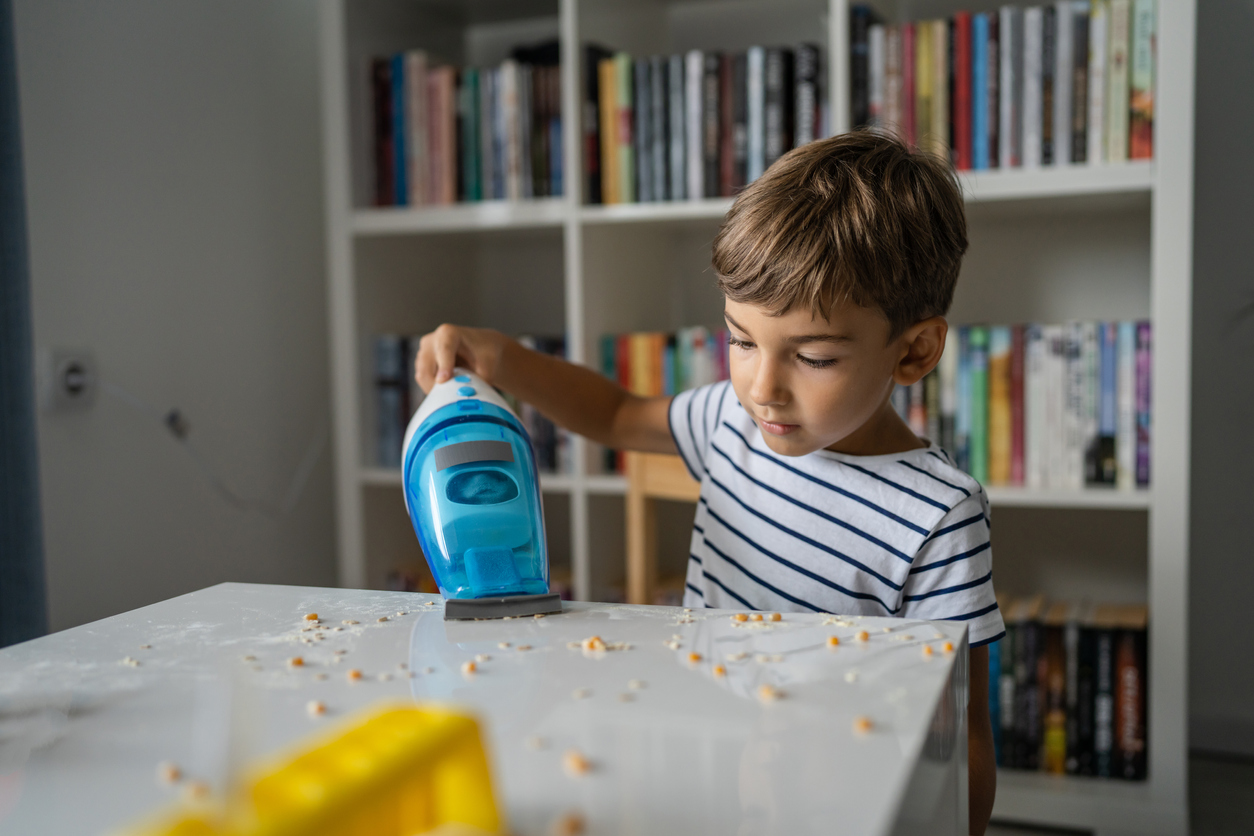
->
xmin=0 ymin=583 xmax=969 ymax=835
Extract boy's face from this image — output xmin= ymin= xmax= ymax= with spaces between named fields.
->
xmin=724 ymin=298 xmax=917 ymax=457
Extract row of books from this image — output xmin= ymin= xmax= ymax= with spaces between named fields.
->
xmin=372 ymin=334 xmax=571 ymax=474
xmin=891 ymin=321 xmax=1151 ymax=489
xmin=585 ymin=45 xmax=827 ymax=205
xmin=992 ymin=597 xmax=1147 ymax=780
xmin=852 ymin=0 xmax=1156 ymax=167
xmin=370 ymin=42 xmax=563 ymax=207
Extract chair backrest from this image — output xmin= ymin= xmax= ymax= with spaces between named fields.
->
xmin=624 ymin=452 xmax=700 ymax=605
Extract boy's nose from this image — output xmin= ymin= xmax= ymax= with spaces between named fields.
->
xmin=749 ymin=359 xmax=788 ymax=406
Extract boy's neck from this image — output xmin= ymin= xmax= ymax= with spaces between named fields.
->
xmin=824 ymin=400 xmax=928 ymax=457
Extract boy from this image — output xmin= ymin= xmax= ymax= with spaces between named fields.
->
xmin=415 ymin=131 xmax=1003 ymax=834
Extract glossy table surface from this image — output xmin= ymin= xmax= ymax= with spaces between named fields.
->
xmin=0 ymin=583 xmax=969 ymax=835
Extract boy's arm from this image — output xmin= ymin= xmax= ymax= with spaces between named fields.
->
xmin=414 ymin=324 xmax=678 ymax=454
xmin=968 ymin=644 xmax=996 ymax=836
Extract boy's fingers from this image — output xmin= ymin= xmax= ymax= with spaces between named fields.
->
xmin=433 ymin=325 xmax=461 ymax=383
xmin=415 ymin=332 xmax=440 ymax=393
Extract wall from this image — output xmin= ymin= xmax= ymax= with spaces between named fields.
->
xmin=16 ymin=0 xmax=336 ymax=631
xmin=1190 ymin=0 xmax=1254 ymax=758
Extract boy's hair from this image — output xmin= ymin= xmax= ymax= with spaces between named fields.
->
xmin=712 ymin=130 xmax=968 ymax=339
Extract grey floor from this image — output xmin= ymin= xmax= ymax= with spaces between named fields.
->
xmin=986 ymin=755 xmax=1254 ymax=836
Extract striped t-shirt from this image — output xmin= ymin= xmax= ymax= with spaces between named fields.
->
xmin=669 ymin=381 xmax=1006 ymax=647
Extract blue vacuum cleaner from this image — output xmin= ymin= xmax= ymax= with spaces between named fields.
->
xmin=401 ymin=368 xmax=562 ymax=620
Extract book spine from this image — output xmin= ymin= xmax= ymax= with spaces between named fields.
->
xmin=987 ymin=12 xmax=1000 ymax=168
xmin=1097 ymin=321 xmax=1118 ymax=484
xmin=1045 ymin=325 xmax=1067 ymax=487
xmin=583 ymin=47 xmax=606 ymax=205
xmin=1076 ymin=620 xmax=1097 ymax=774
xmin=1053 ymin=2 xmax=1073 ymax=166
xmin=651 ymin=56 xmax=667 ymax=201
xmin=732 ymin=53 xmax=748 ymax=192
xmin=746 ymin=47 xmax=765 ymax=182
xmin=598 ymin=59 xmax=617 ymax=203
xmin=914 ymin=21 xmax=933 ymax=153
xmin=1000 ymin=619 xmax=1018 ymax=767
xmin=1115 ymin=621 xmax=1148 ymax=779
xmin=868 ymin=26 xmax=885 ymax=128
xmin=1064 ymin=616 xmax=1080 ymax=773
xmin=941 ymin=328 xmax=958 ymax=455
xmin=1071 ymin=2 xmax=1090 ymax=164
xmin=763 ymin=49 xmax=794 ymax=169
xmin=1022 ymin=616 xmax=1043 ymax=771
xmin=502 ymin=60 xmax=522 ymax=201
xmin=615 ymin=52 xmax=634 ymax=204
xmin=1011 ymin=324 xmax=1026 ymax=484
xmin=968 ymin=325 xmax=989 ymax=484
xmin=463 ymin=67 xmax=482 ymax=201
xmin=634 ymin=59 xmax=652 ymax=203
xmin=1022 ymin=7 xmax=1043 ymax=169
xmin=1041 ymin=4 xmax=1056 ymax=165
xmin=931 ymin=20 xmax=949 ymax=159
xmin=405 ymin=51 xmax=429 ymax=205
xmin=956 ymin=326 xmax=972 ymax=473
xmin=1087 ymin=1 xmax=1108 ymax=164
xmin=1094 ymin=624 xmax=1116 ymax=776
xmin=669 ymin=54 xmax=686 ymax=200
xmin=884 ymin=26 xmax=902 ymax=141
xmin=908 ymin=379 xmax=926 ymax=437
xmin=374 ymin=334 xmax=405 ymax=468
xmin=391 ymin=54 xmax=408 ymax=206
xmin=550 ymin=64 xmax=563 ymax=197
xmin=1043 ymin=623 xmax=1067 ymax=774
xmin=1136 ymin=321 xmax=1151 ymax=485
xmin=1001 ymin=6 xmax=1024 ymax=168
xmin=1025 ymin=323 xmax=1046 ymax=487
xmin=953 ymin=13 xmax=972 ymax=168
xmin=441 ymin=67 xmax=458 ymax=203
xmin=796 ymin=44 xmax=821 ymax=146
xmin=989 ymin=637 xmax=1003 ymax=765
xmin=372 ymin=58 xmax=395 ymax=206
xmin=1116 ymin=320 xmax=1136 ymax=489
xmin=1107 ymin=0 xmax=1131 ymax=162
xmin=1064 ymin=322 xmax=1086 ymax=489
xmin=1128 ymin=0 xmax=1155 ymax=159
xmin=973 ymin=14 xmax=988 ymax=171
xmin=1012 ymin=613 xmax=1030 ymax=768
xmin=520 ymin=64 xmax=535 ymax=199
xmin=718 ymin=53 xmax=734 ymax=197
xmin=988 ymin=325 xmax=1011 ymax=484
xmin=480 ymin=68 xmax=496 ymax=200
xmin=1081 ymin=320 xmax=1100 ymax=485
xmin=851 ymin=5 xmax=872 ymax=128
xmin=901 ymin=23 xmax=916 ymax=147
xmin=702 ymin=53 xmax=721 ymax=198
xmin=686 ymin=50 xmax=704 ymax=199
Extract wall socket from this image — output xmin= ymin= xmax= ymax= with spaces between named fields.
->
xmin=50 ymin=349 xmax=97 ymax=411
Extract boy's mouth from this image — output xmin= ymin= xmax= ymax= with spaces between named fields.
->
xmin=757 ymin=417 xmax=800 ymax=436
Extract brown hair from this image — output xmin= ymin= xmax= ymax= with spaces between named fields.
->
xmin=712 ymin=130 xmax=968 ymax=339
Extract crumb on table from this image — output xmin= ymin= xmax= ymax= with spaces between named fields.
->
xmin=855 ymin=630 xmax=870 ymax=643
xmin=942 ymin=641 xmax=955 ymax=654
xmin=562 ymin=749 xmax=592 ymax=777
xmin=377 ymin=616 xmax=388 ymax=623
xmin=346 ymin=669 xmax=363 ymax=682
xmin=853 ymin=716 xmax=874 ymax=735
xmin=121 ymin=657 xmax=140 ymax=667
xmin=581 ymin=636 xmax=606 ymax=652
xmin=712 ymin=664 xmax=726 ymax=678
xmin=756 ymin=684 xmax=783 ymax=703
xmin=517 ymin=645 xmax=532 ymax=651
xmin=306 ymin=700 xmax=326 ymax=717
xmin=287 ymin=657 xmax=304 ymax=668
xmin=155 ymin=761 xmax=181 ymax=785
xmin=475 ymin=654 xmax=491 ymax=662
xmin=922 ymin=645 xmax=934 ymax=658
xmin=342 ymin=620 xmax=358 ymax=625
xmin=304 ymin=613 xmax=318 ymax=622
xmin=550 ymin=810 xmax=586 ymax=836
xmin=687 ymin=652 xmax=703 ymax=664
xmin=461 ymin=661 xmax=477 ymax=675
xmin=768 ymin=612 xmax=781 ymax=622
xmin=827 ymin=636 xmax=840 ymax=648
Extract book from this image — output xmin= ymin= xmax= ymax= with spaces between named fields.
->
xmin=1095 ymin=321 xmax=1118 ymax=484
xmin=1011 ymin=324 xmax=1026 ymax=484
xmin=1025 ymin=323 xmax=1046 ymax=487
xmin=668 ymin=53 xmax=686 ymax=200
xmin=703 ymin=52 xmax=722 ymax=197
xmin=956 ymin=326 xmax=972 ymax=473
xmin=1080 ymin=320 xmax=1100 ymax=485
xmin=901 ymin=23 xmax=916 ymax=146
xmin=650 ymin=55 xmax=667 ymax=201
xmin=915 ymin=21 xmax=933 ymax=153
xmin=747 ymin=46 xmax=765 ymax=182
xmin=883 ymin=27 xmax=902 ymax=141
xmin=1128 ymin=0 xmax=1155 ymax=159
xmin=718 ymin=53 xmax=734 ymax=196
xmin=1116 ymin=320 xmax=1136 ymax=489
xmin=372 ymin=58 xmax=395 ymax=206
xmin=598 ymin=58 xmax=618 ymax=203
xmin=1013 ymin=594 xmax=1045 ymax=770
xmin=968 ymin=325 xmax=989 ymax=484
xmin=1022 ymin=7 xmax=1044 ymax=169
xmin=391 ymin=53 xmax=409 ymax=206
xmin=1136 ymin=321 xmax=1151 ymax=485
xmin=1041 ymin=4 xmax=1056 ymax=165
xmin=614 ymin=52 xmax=635 ymax=204
xmin=1071 ymin=1 xmax=1090 ymax=164
xmin=763 ymin=48 xmax=795 ymax=169
xmin=953 ymin=13 xmax=971 ymax=167
xmin=1042 ymin=601 xmax=1069 ymax=774
xmin=931 ymin=21 xmax=949 ymax=159
xmin=987 ymin=12 xmax=1000 ymax=168
xmin=868 ymin=25 xmax=885 ymax=129
xmin=732 ymin=53 xmax=749 ymax=191
xmin=925 ymin=369 xmax=941 ymax=448
xmin=973 ymin=13 xmax=989 ymax=170
xmin=1064 ymin=322 xmax=1086 ymax=489
xmin=1092 ymin=604 xmax=1118 ymax=777
xmin=988 ymin=326 xmax=1012 ymax=484
xmin=583 ymin=45 xmax=612 ymax=204
xmin=1106 ymin=0 xmax=1131 ymax=162
xmin=405 ymin=51 xmax=429 ymax=205
xmin=851 ymin=5 xmax=874 ymax=128
xmin=1115 ymin=604 xmax=1148 ymax=780
xmin=999 ymin=598 xmax=1018 ymax=766
xmin=940 ymin=328 xmax=959 ymax=455
xmin=796 ymin=43 xmax=822 ymax=146
xmin=990 ymin=629 xmax=1004 ymax=765
xmin=686 ymin=50 xmax=704 ymax=199
xmin=1052 ymin=2 xmax=1072 ymax=166
xmin=1087 ymin=1 xmax=1108 ymax=164
xmin=634 ymin=58 xmax=652 ymax=202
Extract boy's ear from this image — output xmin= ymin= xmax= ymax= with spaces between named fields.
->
xmin=892 ymin=316 xmax=948 ymax=387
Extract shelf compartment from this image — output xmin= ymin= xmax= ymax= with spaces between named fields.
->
xmin=993 ymin=769 xmax=1185 ymax=836
xmin=984 ymin=486 xmax=1151 ymax=510
xmin=579 ymin=198 xmax=734 ymax=225
xmin=352 ymin=197 xmax=569 ymax=235
xmin=961 ymin=160 xmax=1154 ymax=203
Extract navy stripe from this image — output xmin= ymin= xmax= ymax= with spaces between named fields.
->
xmin=685 ymin=582 xmax=705 ymax=599
xmin=688 ymin=552 xmax=704 ymax=565
xmin=704 ymin=507 xmax=899 ymax=611
xmin=701 ymin=569 xmax=754 ymax=609
xmin=923 ymin=512 xmax=986 ymax=543
xmin=898 ymin=459 xmax=971 ymax=496
xmin=711 ymin=444 xmax=914 ymax=564
xmin=909 ymin=540 xmax=991 ymax=574
xmin=693 ymin=524 xmax=705 ymax=535
xmin=721 ymin=423 xmax=929 ymax=537
xmin=972 ymin=630 xmax=1006 ymax=648
xmin=705 ymin=475 xmax=904 ymax=592
xmin=714 ymin=381 xmax=730 ymax=430
xmin=840 ymin=461 xmax=951 ymax=512
xmin=903 ymin=571 xmax=992 ymax=602
xmin=702 ymin=537 xmax=825 ymax=613
xmin=670 ymin=395 xmax=701 ymax=480
xmin=940 ymin=601 xmax=1001 ymax=622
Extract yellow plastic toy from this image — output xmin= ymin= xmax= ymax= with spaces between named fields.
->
xmin=121 ymin=703 xmax=503 ymax=836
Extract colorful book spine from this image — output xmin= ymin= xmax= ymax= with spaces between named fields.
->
xmin=1093 ymin=605 xmax=1116 ymax=777
xmin=1042 ymin=602 xmax=1069 ymax=774
xmin=1000 ymin=5 xmax=1024 ymax=169
xmin=1116 ymin=320 xmax=1136 ymax=489
xmin=1025 ymin=323 xmax=1046 ymax=487
xmin=615 ymin=52 xmax=635 ymax=204
xmin=599 ymin=58 xmax=618 ymax=203
xmin=1087 ymin=1 xmax=1108 ymax=164
xmin=1135 ymin=320 xmax=1151 ymax=485
xmin=968 ymin=325 xmax=990 ymax=484
xmin=988 ymin=325 xmax=1011 ymax=484
xmin=703 ymin=53 xmax=722 ymax=197
xmin=1106 ymin=0 xmax=1131 ymax=162
xmin=668 ymin=53 xmax=686 ymax=200
xmin=952 ymin=13 xmax=972 ymax=168
xmin=931 ymin=20 xmax=949 ymax=160
xmin=956 ymin=326 xmax=972 ymax=473
xmin=987 ymin=12 xmax=1000 ymax=168
xmin=1041 ymin=4 xmax=1056 ymax=165
xmin=1021 ymin=6 xmax=1043 ymax=169
xmin=1011 ymin=324 xmax=1026 ymax=484
xmin=1115 ymin=605 xmax=1148 ymax=780
xmin=972 ymin=14 xmax=989 ymax=170
xmin=634 ymin=58 xmax=653 ymax=203
xmin=1070 ymin=1 xmax=1090 ymax=164
xmin=1128 ymin=0 xmax=1155 ymax=159
xmin=1053 ymin=2 xmax=1072 ymax=166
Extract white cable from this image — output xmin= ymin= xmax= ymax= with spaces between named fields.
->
xmin=99 ymin=378 xmax=328 ymax=520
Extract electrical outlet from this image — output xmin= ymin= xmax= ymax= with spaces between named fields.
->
xmin=51 ymin=349 xmax=97 ymax=411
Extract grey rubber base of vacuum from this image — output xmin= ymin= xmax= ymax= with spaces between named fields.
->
xmin=443 ymin=592 xmax=564 ymax=620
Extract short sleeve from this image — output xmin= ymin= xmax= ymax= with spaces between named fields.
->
xmin=668 ymin=381 xmax=733 ymax=480
xmin=899 ymin=491 xmax=1005 ymax=647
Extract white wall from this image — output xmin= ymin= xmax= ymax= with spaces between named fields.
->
xmin=16 ymin=0 xmax=336 ymax=631
xmin=1189 ymin=0 xmax=1254 ymax=758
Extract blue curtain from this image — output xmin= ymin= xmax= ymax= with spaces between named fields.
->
xmin=0 ymin=0 xmax=47 ymax=647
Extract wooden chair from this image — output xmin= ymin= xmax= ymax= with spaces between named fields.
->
xmin=624 ymin=452 xmax=701 ymax=605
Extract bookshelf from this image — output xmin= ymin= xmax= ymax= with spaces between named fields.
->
xmin=318 ymin=1 xmax=1194 ymax=834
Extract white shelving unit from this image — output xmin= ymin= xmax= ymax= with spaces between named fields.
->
xmin=318 ymin=1 xmax=1194 ymax=833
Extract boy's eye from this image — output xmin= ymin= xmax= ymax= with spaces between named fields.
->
xmin=729 ymin=336 xmax=754 ymax=350
xmin=799 ymin=355 xmax=838 ymax=369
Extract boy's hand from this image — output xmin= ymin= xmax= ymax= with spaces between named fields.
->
xmin=414 ymin=324 xmax=510 ymax=394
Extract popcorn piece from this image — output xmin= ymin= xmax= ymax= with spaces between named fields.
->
xmin=754 ymin=654 xmax=770 ymax=664
xmin=396 ymin=611 xmax=406 ymax=616
xmin=768 ymin=612 xmax=781 ymax=622
xmin=749 ymin=613 xmax=763 ymax=622
xmin=618 ymin=692 xmax=635 ymax=702
xmin=347 ymin=669 xmax=363 ymax=682
xmin=727 ymin=652 xmax=749 ymax=662
xmin=572 ymin=687 xmax=592 ymax=699
xmin=334 ymin=649 xmax=347 ymax=655
xmin=461 ymin=661 xmax=477 ymax=675
xmin=526 ymin=736 xmax=548 ymax=751
xmin=498 ymin=642 xmax=512 ymax=649
xmin=757 ymin=684 xmax=783 ymax=703
xmin=377 ymin=673 xmax=392 ymax=682
xmin=882 ymin=627 xmax=892 ymax=633
xmin=853 ymin=716 xmax=874 ymax=735
xmin=314 ymin=673 xmax=328 ymax=681
xmin=306 ymin=700 xmax=326 ymax=717
xmin=182 ymin=781 xmax=210 ymax=802
xmin=517 ymin=645 xmax=533 ymax=652
xmin=342 ymin=620 xmax=358 ymax=625
xmin=551 ymin=811 xmax=586 ymax=836
xmin=922 ymin=645 xmax=934 ymax=658
xmin=475 ymin=654 xmax=492 ymax=663
xmin=687 ymin=652 xmax=703 ymax=664
xmin=732 ymin=613 xmax=748 ymax=623
xmin=287 ymin=657 xmax=304 ymax=668
xmin=156 ymin=761 xmax=182 ymax=785
xmin=855 ymin=630 xmax=870 ymax=643
xmin=562 ymin=750 xmax=592 ymax=777
xmin=827 ymin=636 xmax=841 ymax=648
xmin=377 ymin=616 xmax=389 ymax=623
xmin=628 ymin=679 xmax=646 ymax=690
xmin=304 ymin=613 xmax=319 ymax=622
xmin=712 ymin=664 xmax=727 ymax=678
xmin=844 ymin=670 xmax=859 ymax=683
xmin=581 ymin=636 xmax=606 ymax=652
xmin=122 ymin=656 xmax=140 ymax=667
xmin=534 ymin=613 xmax=546 ymax=619
xmin=242 ymin=655 xmax=256 ymax=662
xmin=942 ymin=641 xmax=955 ymax=654
xmin=139 ymin=644 xmax=152 ymax=650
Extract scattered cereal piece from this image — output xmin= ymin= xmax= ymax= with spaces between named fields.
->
xmin=396 ymin=611 xmax=406 ymax=616
xmin=461 ymin=661 xmax=477 ymax=675
xmin=332 ymin=626 xmax=343 ymax=632
xmin=754 ymin=654 xmax=770 ymax=664
xmin=732 ymin=613 xmax=748 ymax=623
xmin=242 ymin=655 xmax=256 ymax=662
xmin=300 ymin=638 xmax=312 ymax=644
xmin=300 ymin=627 xmax=313 ymax=632
xmin=934 ymin=633 xmax=946 ymax=640
xmin=334 ymin=649 xmax=347 ymax=655
xmin=882 ymin=627 xmax=892 ymax=633
xmin=475 ymin=654 xmax=492 ymax=663
xmin=727 ymin=652 xmax=749 ymax=662
xmin=423 ymin=666 xmax=435 ymax=674
xmin=503 ymin=616 xmax=515 ymax=620
xmin=139 ymin=644 xmax=152 ymax=650
xmin=853 ymin=716 xmax=874 ymax=735
xmin=942 ymin=641 xmax=955 ymax=654
xmin=425 ymin=600 xmax=437 ymax=606
xmin=922 ymin=645 xmax=934 ymax=658
xmin=572 ymin=687 xmax=592 ymax=699
xmin=562 ymin=750 xmax=592 ymax=777
xmin=306 ymin=700 xmax=326 ymax=717
xmin=550 ymin=810 xmax=586 ymax=836
xmin=712 ymin=664 xmax=727 ymax=678
xmin=768 ymin=612 xmax=782 ymax=622
xmin=314 ymin=673 xmax=328 ymax=681
xmin=122 ymin=656 xmax=140 ymax=667
xmin=377 ymin=673 xmax=392 ymax=682
xmin=581 ymin=636 xmax=606 ymax=652
xmin=683 ymin=608 xmax=692 ymax=613
xmin=156 ymin=761 xmax=182 ymax=785
xmin=526 ymin=736 xmax=548 ymax=751
xmin=499 ymin=642 xmax=512 ymax=649
xmin=687 ymin=652 xmax=703 ymax=664
xmin=749 ymin=613 xmax=763 ymax=622
xmin=855 ymin=630 xmax=870 ymax=643
xmin=827 ymin=636 xmax=841 ymax=648
xmin=398 ymin=662 xmax=408 ymax=670
xmin=347 ymin=669 xmax=363 ymax=682
xmin=628 ymin=679 xmax=646 ymax=690
xmin=845 ymin=670 xmax=859 ymax=683
xmin=517 ymin=645 xmax=532 ymax=652
xmin=618 ymin=692 xmax=635 ymax=702
xmin=891 ymin=634 xmax=914 ymax=642
xmin=377 ymin=616 xmax=389 ymax=623
xmin=287 ymin=657 xmax=304 ymax=668
xmin=182 ymin=781 xmax=210 ymax=802
xmin=757 ymin=684 xmax=783 ymax=703
xmin=304 ymin=613 xmax=318 ymax=621
xmin=534 ymin=613 xmax=546 ymax=619
xmin=663 ymin=640 xmax=681 ymax=650
xmin=342 ymin=620 xmax=358 ymax=625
